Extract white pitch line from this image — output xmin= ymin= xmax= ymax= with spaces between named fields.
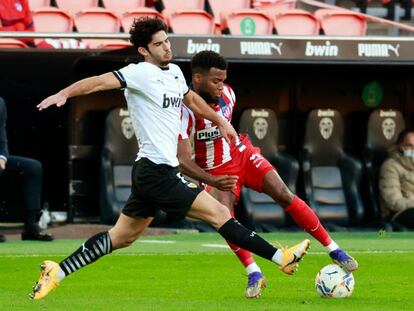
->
xmin=311 ymin=250 xmax=414 ymax=254
xmin=202 ymin=244 xmax=230 ymax=249
xmin=1 ymin=249 xmax=414 ymax=258
xmin=199 ymin=244 xmax=414 ymax=255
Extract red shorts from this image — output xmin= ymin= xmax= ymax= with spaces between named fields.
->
xmin=205 ymin=135 xmax=274 ymax=204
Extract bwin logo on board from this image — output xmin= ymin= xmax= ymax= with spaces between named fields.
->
xmin=162 ymin=94 xmax=182 ymax=108
xmin=305 ymin=41 xmax=339 ymax=57
xmin=187 ymin=39 xmax=221 ymax=54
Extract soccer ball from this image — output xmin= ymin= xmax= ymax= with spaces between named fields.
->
xmin=315 ymin=264 xmax=355 ymax=298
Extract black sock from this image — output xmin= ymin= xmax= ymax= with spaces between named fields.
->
xmin=25 ymin=210 xmax=39 ymax=228
xmin=59 ymin=232 xmax=112 ymax=276
xmin=218 ymin=218 xmax=277 ymax=261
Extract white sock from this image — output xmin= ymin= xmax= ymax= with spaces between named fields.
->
xmin=246 ymin=262 xmax=261 ymax=275
xmin=56 ymin=267 xmax=66 ymax=281
xmin=325 ymin=240 xmax=339 ymax=253
xmin=271 ymin=249 xmax=283 ymax=265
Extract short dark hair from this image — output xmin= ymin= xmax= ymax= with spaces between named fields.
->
xmin=396 ymin=128 xmax=414 ymax=145
xmin=129 ymin=17 xmax=168 ymax=50
xmin=191 ymin=51 xmax=227 ymax=74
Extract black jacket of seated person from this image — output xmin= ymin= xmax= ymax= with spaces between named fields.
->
xmin=0 ymin=97 xmax=53 ymax=242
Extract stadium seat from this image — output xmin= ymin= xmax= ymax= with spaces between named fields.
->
xmin=33 ymin=8 xmax=73 ymax=32
xmin=98 ymin=40 xmax=132 ymax=49
xmin=121 ymin=8 xmax=165 ymax=32
xmin=255 ymin=0 xmax=296 ymax=15
xmin=0 ymin=38 xmax=28 ymax=48
xmin=55 ymin=0 xmax=99 ymax=16
xmin=28 ymin=0 xmax=51 ymax=10
xmin=253 ymin=0 xmax=295 ymax=7
xmin=73 ymin=8 xmax=121 ymax=48
xmin=208 ymin=0 xmax=250 ymax=31
xmin=168 ymin=10 xmax=214 ymax=34
xmin=273 ymin=9 xmax=320 ymax=35
xmin=300 ymin=109 xmax=364 ymax=226
xmin=238 ymin=108 xmax=299 ymax=231
xmin=100 ymin=108 xmax=138 ymax=224
xmin=102 ymin=0 xmax=146 ymax=17
xmin=314 ymin=9 xmax=367 ymax=36
xmin=161 ymin=0 xmax=205 ymax=17
xmin=222 ymin=9 xmax=273 ymax=35
xmin=364 ymin=109 xmax=405 ymax=221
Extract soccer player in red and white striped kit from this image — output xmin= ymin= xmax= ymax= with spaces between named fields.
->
xmin=178 ymin=51 xmax=358 ymax=299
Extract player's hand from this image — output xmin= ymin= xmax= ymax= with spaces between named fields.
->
xmin=37 ymin=92 xmax=68 ymax=111
xmin=218 ymin=121 xmax=238 ymax=145
xmin=209 ymin=175 xmax=238 ymax=191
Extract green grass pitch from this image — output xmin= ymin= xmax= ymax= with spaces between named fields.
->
xmin=1 ymin=232 xmax=413 ymax=310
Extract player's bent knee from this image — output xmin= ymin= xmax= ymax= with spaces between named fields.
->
xmin=210 ymin=203 xmax=231 ymax=229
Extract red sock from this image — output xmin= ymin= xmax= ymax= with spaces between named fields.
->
xmin=226 ymin=211 xmax=255 ymax=268
xmin=285 ymin=196 xmax=332 ymax=246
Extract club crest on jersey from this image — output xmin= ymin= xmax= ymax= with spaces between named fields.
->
xmin=15 ymin=2 xmax=23 ymax=11
xmin=176 ymin=173 xmax=198 ymax=188
xmin=196 ymin=126 xmax=221 ymax=141
xmin=162 ymin=94 xmax=182 ymax=108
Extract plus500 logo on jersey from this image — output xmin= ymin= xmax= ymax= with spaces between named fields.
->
xmin=197 ymin=126 xmax=221 ymax=141
xmin=162 ymin=94 xmax=182 ymax=108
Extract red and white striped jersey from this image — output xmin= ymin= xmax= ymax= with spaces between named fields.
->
xmin=180 ymin=84 xmax=237 ymax=170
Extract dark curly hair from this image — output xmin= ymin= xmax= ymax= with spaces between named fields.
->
xmin=396 ymin=128 xmax=414 ymax=145
xmin=191 ymin=51 xmax=227 ymax=74
xmin=129 ymin=17 xmax=168 ymax=50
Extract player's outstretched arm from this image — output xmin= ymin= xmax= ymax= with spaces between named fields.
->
xmin=183 ymin=90 xmax=238 ymax=144
xmin=37 ymin=72 xmax=122 ymax=111
xmin=177 ymin=138 xmax=237 ymax=191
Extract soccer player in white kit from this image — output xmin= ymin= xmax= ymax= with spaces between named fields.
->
xmin=30 ymin=18 xmax=310 ymax=300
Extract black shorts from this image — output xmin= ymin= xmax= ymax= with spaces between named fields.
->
xmin=122 ymin=157 xmax=202 ymax=222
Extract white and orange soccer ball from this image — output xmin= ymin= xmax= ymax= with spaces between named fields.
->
xmin=315 ymin=264 xmax=355 ymax=298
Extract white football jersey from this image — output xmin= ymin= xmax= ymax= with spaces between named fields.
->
xmin=114 ymin=62 xmax=189 ymax=167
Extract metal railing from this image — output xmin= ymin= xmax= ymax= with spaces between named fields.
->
xmin=0 ymin=32 xmax=130 ymax=40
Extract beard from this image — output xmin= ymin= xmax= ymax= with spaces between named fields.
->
xmin=159 ymin=59 xmax=170 ymax=66
xmin=199 ymin=90 xmax=219 ymax=105
xmin=148 ymin=50 xmax=172 ymax=67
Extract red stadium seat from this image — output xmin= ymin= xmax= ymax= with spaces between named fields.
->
xmin=0 ymin=39 xmax=28 ymax=48
xmin=314 ymin=9 xmax=367 ymax=36
xmin=74 ymin=8 xmax=121 ymax=32
xmin=121 ymin=8 xmax=164 ymax=32
xmin=273 ymin=9 xmax=319 ymax=35
xmin=222 ymin=9 xmax=273 ymax=35
xmin=102 ymin=0 xmax=146 ymax=17
xmin=28 ymin=0 xmax=51 ymax=10
xmin=256 ymin=0 xmax=296 ymax=15
xmin=55 ymin=0 xmax=99 ymax=16
xmin=208 ymin=0 xmax=250 ymax=29
xmin=168 ymin=10 xmax=214 ymax=34
xmin=253 ymin=0 xmax=289 ymax=7
xmin=74 ymin=8 xmax=121 ymax=48
xmin=98 ymin=40 xmax=132 ymax=49
xmin=33 ymin=7 xmax=73 ymax=32
xmin=161 ymin=0 xmax=205 ymax=16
